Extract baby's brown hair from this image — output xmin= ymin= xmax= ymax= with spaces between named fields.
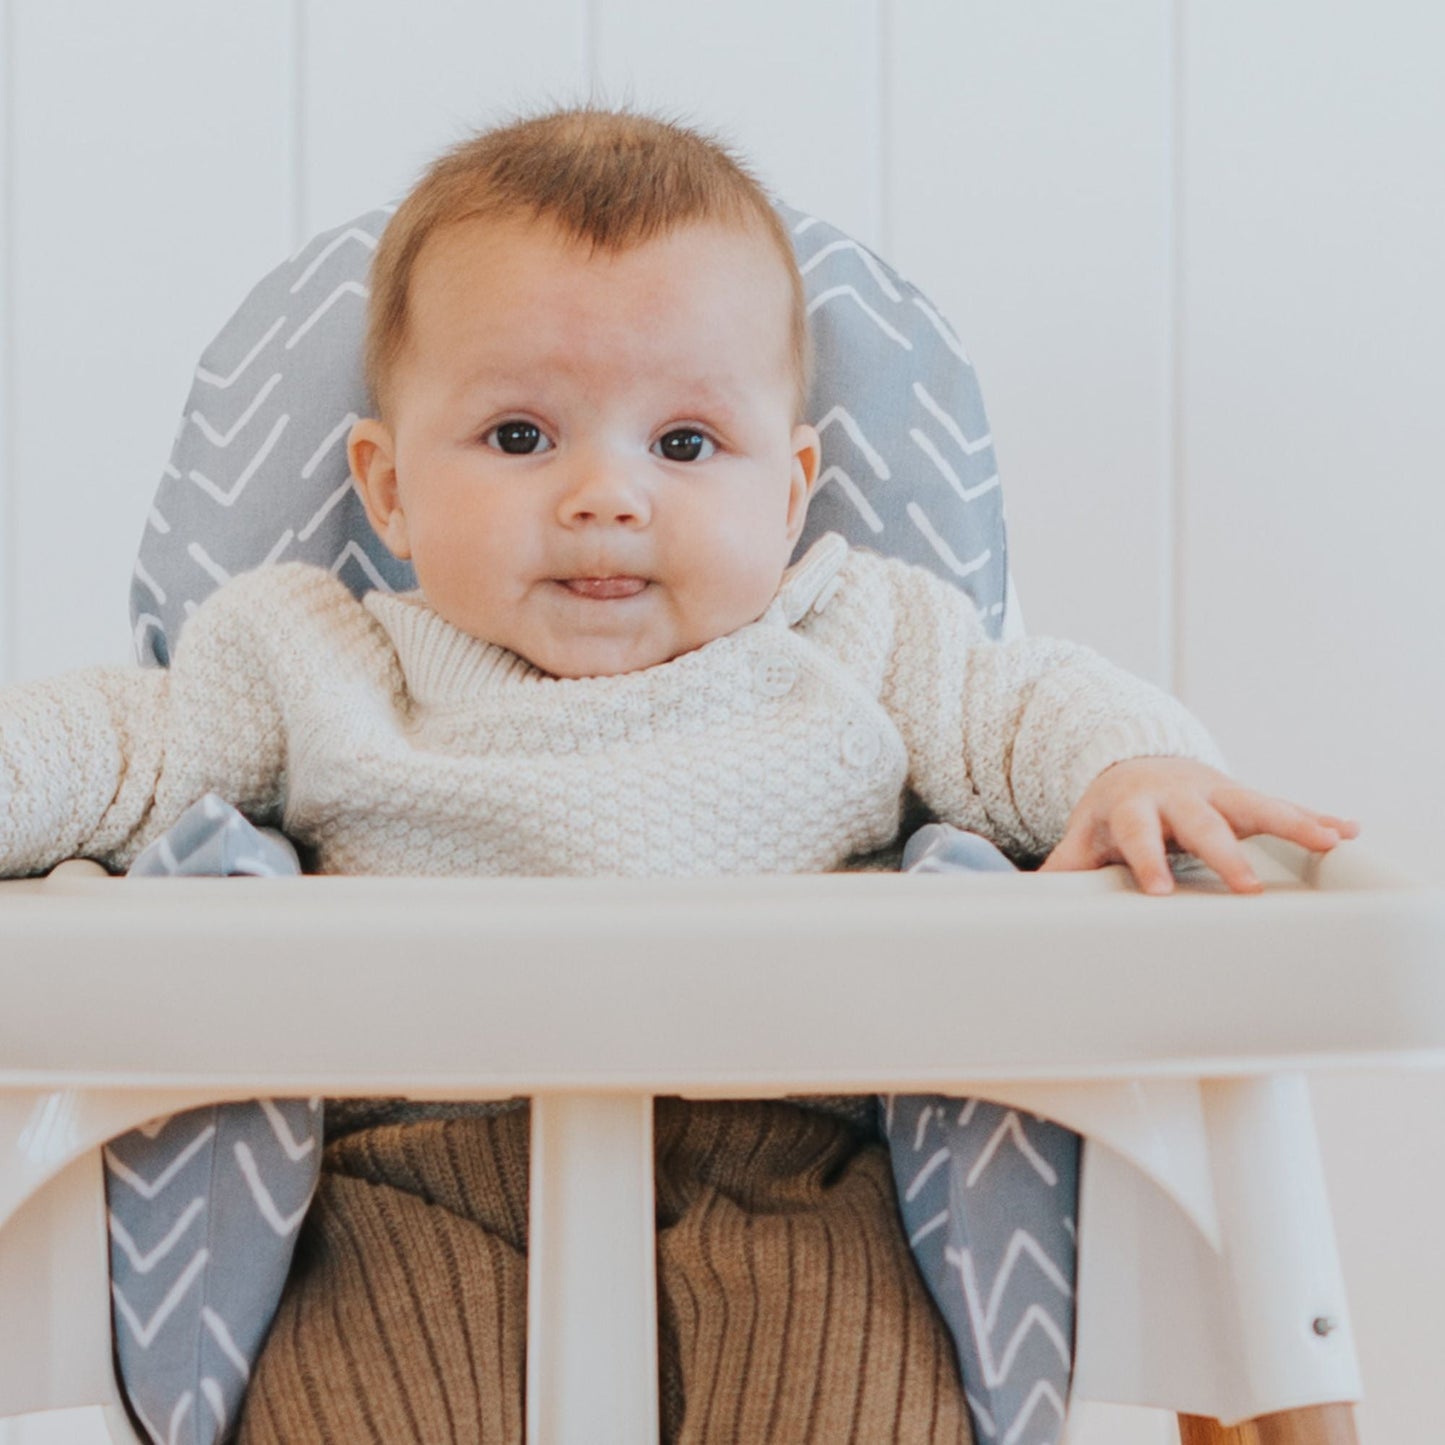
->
xmin=365 ymin=104 xmax=813 ymax=423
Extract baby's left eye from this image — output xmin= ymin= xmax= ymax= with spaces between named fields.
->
xmin=484 ymin=420 xmax=553 ymax=455
xmin=653 ymin=429 xmax=716 ymax=463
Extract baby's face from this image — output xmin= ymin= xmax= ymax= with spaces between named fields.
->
xmin=351 ymin=213 xmax=820 ymax=678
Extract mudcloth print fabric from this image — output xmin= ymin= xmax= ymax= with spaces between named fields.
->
xmin=127 ymin=790 xmax=300 ymax=877
xmin=105 ymin=1101 xmax=321 ymax=1445
xmin=106 ymin=797 xmax=315 ymax=1445
xmin=889 ymin=825 xmax=1078 ymax=1445
xmin=886 ymin=1095 xmax=1079 ymax=1445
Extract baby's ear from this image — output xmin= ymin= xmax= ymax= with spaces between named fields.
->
xmin=786 ymin=423 xmax=822 ymax=542
xmin=348 ymin=417 xmax=411 ymax=559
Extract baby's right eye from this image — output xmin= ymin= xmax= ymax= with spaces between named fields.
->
xmin=484 ymin=420 xmax=553 ymax=455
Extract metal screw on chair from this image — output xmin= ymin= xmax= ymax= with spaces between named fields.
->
xmin=1312 ymin=1315 xmax=1339 ymax=1337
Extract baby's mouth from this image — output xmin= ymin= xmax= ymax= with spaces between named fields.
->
xmin=557 ymin=576 xmax=649 ymax=600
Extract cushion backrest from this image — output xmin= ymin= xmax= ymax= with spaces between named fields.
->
xmin=132 ymin=201 xmax=1008 ymax=665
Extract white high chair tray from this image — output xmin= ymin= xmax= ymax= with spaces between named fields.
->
xmin=1 ymin=841 xmax=1442 ymax=1442
xmin=1 ymin=841 xmax=1441 ymax=1090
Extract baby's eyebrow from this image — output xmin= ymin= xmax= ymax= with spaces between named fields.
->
xmin=667 ymin=380 xmax=748 ymax=422
xmin=454 ymin=365 xmax=751 ymax=426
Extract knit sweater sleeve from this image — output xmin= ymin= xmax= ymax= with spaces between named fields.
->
xmin=873 ymin=556 xmax=1225 ymax=860
xmin=0 ymin=565 xmax=346 ymax=876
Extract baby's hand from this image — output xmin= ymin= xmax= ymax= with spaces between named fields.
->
xmin=1038 ymin=757 xmax=1359 ymax=895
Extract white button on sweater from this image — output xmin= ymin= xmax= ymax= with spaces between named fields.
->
xmin=0 ymin=535 xmax=1222 ymax=878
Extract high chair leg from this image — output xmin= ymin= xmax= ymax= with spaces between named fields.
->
xmin=1178 ymin=1404 xmax=1359 ymax=1444
xmin=527 ymin=1092 xmax=659 ymax=1445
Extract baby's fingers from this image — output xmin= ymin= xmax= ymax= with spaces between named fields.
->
xmin=1212 ymin=790 xmax=1358 ymax=852
xmin=1110 ymin=799 xmax=1175 ymax=896
xmin=1038 ymin=822 xmax=1102 ymax=873
xmin=1165 ymin=796 xmax=1262 ymax=893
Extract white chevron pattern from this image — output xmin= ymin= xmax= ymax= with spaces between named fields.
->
xmin=909 ymin=1208 xmax=949 ymax=1248
xmin=289 ymin=227 xmax=377 ymax=294
xmin=202 ymin=1306 xmax=252 ymax=1382
xmin=186 ymin=541 xmax=230 ymax=586
xmin=201 ymin=1376 xmax=226 ymax=1432
xmin=965 ymin=1112 xmax=1059 ymax=1188
xmin=961 ymin=1229 xmax=1072 ymax=1335
xmin=331 ymin=538 xmax=391 ymax=590
xmin=196 ymin=316 xmax=287 ymax=389
xmin=284 ymin=280 xmax=369 ymax=351
xmin=798 ymin=236 xmax=903 ymax=301
xmin=133 ymin=558 xmax=166 ymax=606
xmin=187 ymin=412 xmax=289 ymax=506
xmin=107 ymin=1100 xmax=321 ymax=1444
xmin=112 ymin=1248 xmax=211 ymax=1347
xmin=262 ymin=528 xmax=295 ymax=565
xmin=905 ymin=1145 xmax=951 ymax=1201
xmin=807 ymin=283 xmax=914 ymax=348
xmin=190 ymin=373 xmax=283 ymax=446
xmin=967 ymin=1392 xmax=998 ymax=1441
xmin=815 ymin=404 xmax=891 ymax=478
xmin=130 ymin=1390 xmax=193 ymax=1445
xmin=912 ymin=428 xmax=1002 ymax=504
xmin=105 ymin=1125 xmax=217 ymax=1198
xmin=234 ymin=1140 xmax=311 ymax=1235
xmin=911 ymin=293 xmax=971 ymax=363
xmin=913 ymin=1102 xmax=936 ymax=1148
xmin=1002 ymin=1379 xmax=1066 ymax=1445
xmin=301 ymin=412 xmax=359 ymax=480
xmin=887 ymin=1096 xmax=1076 ymax=1445
xmin=109 ymin=1196 xmax=206 ymax=1272
xmin=165 ymin=1393 xmax=193 ymax=1445
xmin=260 ymin=1098 xmax=317 ymax=1159
xmin=298 ymin=479 xmax=352 ymax=542
xmin=914 ymin=381 xmax=992 ymax=454
xmin=952 ymin=1272 xmax=1071 ymax=1386
xmin=815 ymin=465 xmax=884 ymax=532
xmin=907 ymin=502 xmax=992 ymax=578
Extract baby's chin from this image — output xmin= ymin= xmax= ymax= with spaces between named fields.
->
xmin=526 ymin=633 xmax=702 ymax=680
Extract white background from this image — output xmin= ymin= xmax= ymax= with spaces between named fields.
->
xmin=1 ymin=2 xmax=1442 ymax=1442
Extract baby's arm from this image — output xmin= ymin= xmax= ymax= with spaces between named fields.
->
xmin=876 ymin=556 xmax=1353 ymax=883
xmin=0 ymin=567 xmax=332 ymax=876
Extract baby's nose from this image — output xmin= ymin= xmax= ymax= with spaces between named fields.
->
xmin=558 ymin=459 xmax=651 ymax=526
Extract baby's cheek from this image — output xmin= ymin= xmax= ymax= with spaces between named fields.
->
xmin=690 ymin=571 xmax=770 ymax=642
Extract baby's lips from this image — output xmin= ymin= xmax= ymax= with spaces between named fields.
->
xmin=559 ymin=576 xmax=648 ymax=600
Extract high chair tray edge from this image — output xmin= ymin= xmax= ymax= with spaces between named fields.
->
xmin=1 ymin=840 xmax=1442 ymax=1091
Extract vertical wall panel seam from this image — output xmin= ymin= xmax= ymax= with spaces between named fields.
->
xmin=584 ymin=0 xmax=598 ymax=102
xmin=0 ymin=0 xmax=15 ymax=684
xmin=285 ymin=0 xmax=306 ymax=252
xmin=876 ymin=0 xmax=891 ymax=259
xmin=1167 ymin=0 xmax=1186 ymax=698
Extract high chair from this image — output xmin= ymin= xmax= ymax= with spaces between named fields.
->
xmin=2 ymin=199 xmax=1443 ymax=1445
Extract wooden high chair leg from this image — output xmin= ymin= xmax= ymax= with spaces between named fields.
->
xmin=1178 ymin=1404 xmax=1359 ymax=1444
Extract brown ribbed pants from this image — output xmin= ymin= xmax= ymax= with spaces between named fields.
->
xmin=235 ymin=1101 xmax=974 ymax=1444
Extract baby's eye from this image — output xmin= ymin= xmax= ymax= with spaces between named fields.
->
xmin=653 ymin=428 xmax=716 ymax=463
xmin=485 ymin=420 xmax=553 ymax=455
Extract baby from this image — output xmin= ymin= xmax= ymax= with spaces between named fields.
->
xmin=0 ymin=107 xmax=1356 ymax=1444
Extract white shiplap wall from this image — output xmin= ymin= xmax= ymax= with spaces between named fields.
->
xmin=2 ymin=3 xmax=1442 ymax=1443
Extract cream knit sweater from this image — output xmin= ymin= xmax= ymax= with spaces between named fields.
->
xmin=0 ymin=534 xmax=1221 ymax=878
